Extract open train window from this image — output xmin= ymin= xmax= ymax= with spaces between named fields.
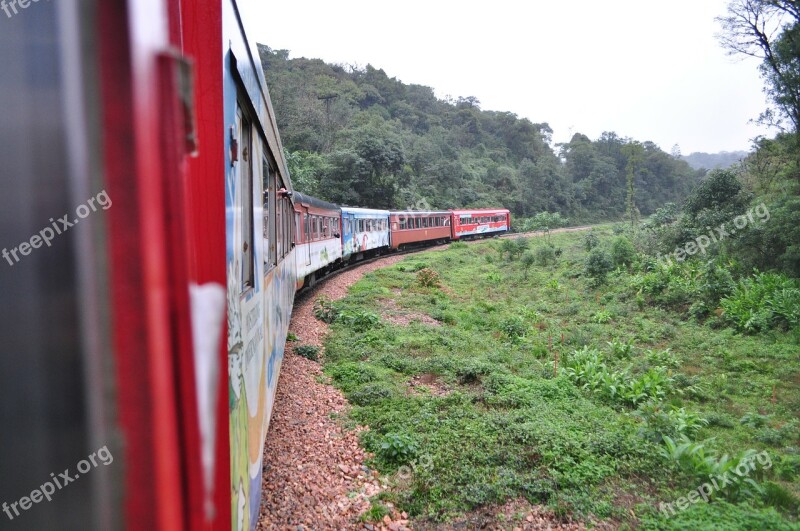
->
xmin=263 ymin=158 xmax=277 ymax=269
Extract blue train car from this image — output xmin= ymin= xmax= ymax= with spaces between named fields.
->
xmin=340 ymin=207 xmax=391 ymax=261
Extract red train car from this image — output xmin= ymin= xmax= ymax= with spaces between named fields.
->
xmin=450 ymin=209 xmax=511 ymax=239
xmin=389 ymin=210 xmax=452 ymax=250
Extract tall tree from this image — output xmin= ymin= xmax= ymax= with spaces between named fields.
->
xmin=718 ymin=0 xmax=800 ymax=131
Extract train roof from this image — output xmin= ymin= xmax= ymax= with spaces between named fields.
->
xmin=389 ymin=210 xmax=451 ymax=216
xmin=340 ymin=206 xmax=391 ymax=216
xmin=292 ymin=192 xmax=341 ymax=212
xmin=450 ymin=208 xmax=510 ymax=215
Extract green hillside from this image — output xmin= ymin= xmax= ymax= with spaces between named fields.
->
xmin=258 ymin=45 xmax=703 ymax=222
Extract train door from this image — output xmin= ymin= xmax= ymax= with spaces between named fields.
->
xmin=304 ymin=208 xmax=311 ymax=266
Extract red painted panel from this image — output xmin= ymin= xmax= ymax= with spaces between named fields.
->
xmin=181 ymin=0 xmax=230 ymax=529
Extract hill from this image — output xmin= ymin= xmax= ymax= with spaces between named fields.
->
xmin=681 ymin=150 xmax=749 ymax=170
xmin=259 ymin=45 xmax=703 ymax=221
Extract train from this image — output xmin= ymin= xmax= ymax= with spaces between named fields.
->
xmin=293 ymin=203 xmax=511 ymax=288
xmin=0 ymin=1 xmax=507 ymax=530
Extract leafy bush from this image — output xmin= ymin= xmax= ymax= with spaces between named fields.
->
xmin=499 ymin=315 xmax=527 ymax=341
xmin=456 ymin=359 xmax=492 ymax=384
xmin=739 ymin=412 xmax=771 ymax=429
xmin=534 ymin=245 xmax=556 ymax=266
xmin=584 ymin=248 xmax=613 ymax=283
xmin=336 ymin=309 xmax=381 ymax=332
xmin=660 ymin=436 xmax=766 ymax=502
xmin=350 ymin=382 xmax=395 ymax=406
xmin=606 ymin=338 xmax=634 ymax=359
xmin=635 ymin=403 xmax=708 ymax=442
xmin=721 ymin=272 xmax=800 ymax=332
xmin=377 ymin=432 xmax=419 ymax=465
xmin=294 ymin=344 xmax=320 ymax=361
xmin=611 ymin=236 xmax=636 ymax=267
xmin=591 ymin=310 xmax=612 ymax=324
xmin=313 ymin=295 xmax=339 ymax=323
xmin=520 ymin=251 xmax=535 ymax=278
xmin=583 ymin=231 xmax=600 ymax=251
xmin=645 ymin=348 xmax=680 ymax=368
xmin=416 ymin=267 xmax=441 ymax=288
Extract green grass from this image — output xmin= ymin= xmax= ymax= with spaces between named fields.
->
xmin=321 ymin=230 xmax=800 ymax=528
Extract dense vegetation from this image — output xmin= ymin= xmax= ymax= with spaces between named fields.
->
xmin=258 ymin=45 xmax=703 ymax=222
xmin=313 ymin=230 xmax=798 ymax=529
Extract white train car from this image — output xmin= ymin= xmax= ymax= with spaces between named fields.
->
xmin=292 ymin=192 xmax=343 ymax=288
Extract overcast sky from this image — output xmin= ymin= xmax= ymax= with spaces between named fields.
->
xmin=251 ymin=0 xmax=772 ymax=154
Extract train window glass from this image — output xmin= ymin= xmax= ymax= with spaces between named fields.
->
xmin=282 ymin=198 xmax=291 ymax=256
xmin=304 ymin=213 xmax=309 ymax=243
xmin=240 ymin=112 xmax=255 ymax=288
xmin=399 ymin=218 xmax=406 ymax=230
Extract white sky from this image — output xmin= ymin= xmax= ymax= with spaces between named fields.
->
xmin=250 ymin=0 xmax=772 ymax=154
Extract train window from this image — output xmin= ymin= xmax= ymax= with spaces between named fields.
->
xmin=399 ymin=218 xmax=406 ymax=230
xmin=240 ymin=112 xmax=255 ymax=288
xmin=261 ymin=156 xmax=277 ymax=272
xmin=276 ymin=190 xmax=284 ymax=258
xmin=444 ymin=216 xmax=451 ymax=226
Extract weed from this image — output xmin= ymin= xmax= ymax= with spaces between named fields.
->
xmin=294 ymin=344 xmax=320 ymax=361
xmin=377 ymin=432 xmax=419 ymax=465
xmin=313 ymin=295 xmax=339 ymax=323
xmin=416 ymin=267 xmax=441 ymax=288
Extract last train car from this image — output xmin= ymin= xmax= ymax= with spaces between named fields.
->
xmin=1 ymin=0 xmax=295 ymax=530
xmin=450 ymin=208 xmax=511 ymax=240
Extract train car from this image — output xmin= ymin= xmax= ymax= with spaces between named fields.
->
xmin=389 ymin=210 xmax=452 ymax=250
xmin=293 ymin=193 xmax=342 ymax=289
xmin=450 ymin=209 xmax=511 ymax=239
xmin=341 ymin=207 xmax=391 ymax=260
xmin=2 ymin=0 xmax=297 ymax=530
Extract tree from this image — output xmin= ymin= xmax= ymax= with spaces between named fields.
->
xmin=621 ymin=141 xmax=644 ymax=228
xmin=718 ymin=0 xmax=800 ymax=131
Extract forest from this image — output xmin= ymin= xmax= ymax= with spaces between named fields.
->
xmin=258 ymin=45 xmax=704 ymax=223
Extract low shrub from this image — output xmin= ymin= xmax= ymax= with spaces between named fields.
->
xmin=416 ymin=267 xmax=441 ymax=288
xmin=313 ymin=295 xmax=339 ymax=323
xmin=294 ymin=344 xmax=320 ymax=361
